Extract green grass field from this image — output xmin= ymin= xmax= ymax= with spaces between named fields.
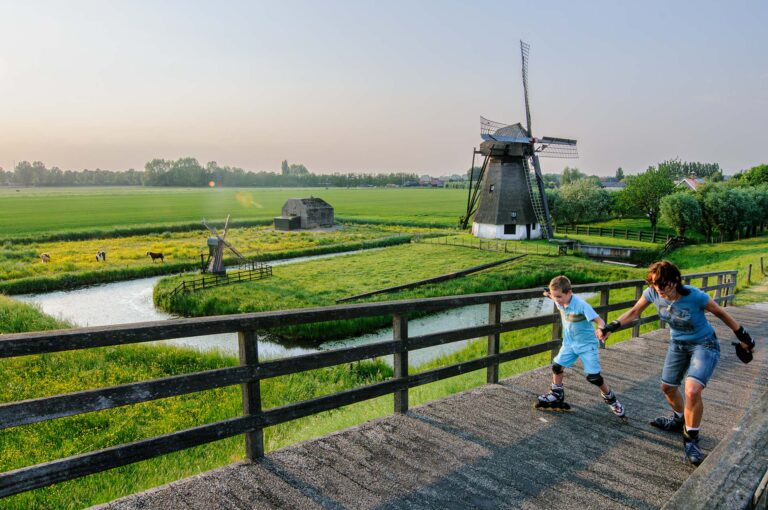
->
xmin=0 ymin=187 xmax=468 ymax=237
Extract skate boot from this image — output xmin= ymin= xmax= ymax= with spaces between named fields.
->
xmin=535 ymin=384 xmax=570 ymax=411
xmin=601 ymin=390 xmax=626 ymax=421
xmin=650 ymin=413 xmax=684 ymax=432
xmin=683 ymin=430 xmax=705 ymax=466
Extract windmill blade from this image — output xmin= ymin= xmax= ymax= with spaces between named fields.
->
xmin=530 ymin=154 xmax=554 ymax=239
xmin=201 ymin=218 xmax=221 ymax=238
xmin=535 ymin=136 xmax=579 ymax=159
xmin=220 ymin=237 xmax=246 ymax=260
xmin=521 ymin=40 xmax=532 ymax=136
xmin=221 ymin=214 xmax=231 ymax=240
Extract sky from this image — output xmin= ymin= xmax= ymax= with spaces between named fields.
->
xmin=1 ymin=0 xmax=766 ymax=177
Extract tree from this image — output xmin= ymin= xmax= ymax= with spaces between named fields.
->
xmin=621 ymin=166 xmax=675 ymax=231
xmin=281 ymin=160 xmax=290 ymax=175
xmin=549 ymin=180 xmax=611 ymax=227
xmin=615 ymin=167 xmax=624 ymax=181
xmin=660 ymin=192 xmax=701 ymax=237
xmin=658 ymin=158 xmax=722 ymax=180
xmin=560 ymin=166 xmax=584 ymax=186
xmin=736 ymin=164 xmax=768 ymax=186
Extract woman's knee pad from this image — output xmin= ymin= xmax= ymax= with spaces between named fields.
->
xmin=552 ymin=363 xmax=564 ymax=375
xmin=586 ymin=373 xmax=604 ymax=386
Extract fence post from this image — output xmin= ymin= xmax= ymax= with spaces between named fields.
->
xmin=551 ymin=303 xmax=562 ymax=361
xmin=762 ymin=256 xmax=765 ymax=276
xmin=393 ymin=313 xmax=409 ymax=414
xmin=624 ymin=230 xmax=629 ymax=239
xmin=747 ymin=264 xmax=752 ymax=284
xmin=715 ymin=274 xmax=723 ymax=303
xmin=632 ymin=284 xmax=643 ymax=337
xmin=238 ymin=329 xmax=264 ymax=460
xmin=487 ymin=300 xmax=501 ymax=384
xmin=611 ymin=228 xmax=615 ymax=238
xmin=652 ymin=231 xmax=657 ymax=243
xmin=702 ymin=276 xmax=709 ymax=296
xmin=599 ymin=288 xmax=609 ymax=349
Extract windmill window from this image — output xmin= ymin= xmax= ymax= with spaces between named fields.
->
xmin=489 ymin=184 xmax=495 ymax=193
xmin=510 ymin=212 xmax=517 ymax=220
xmin=504 ymin=224 xmax=516 ymax=235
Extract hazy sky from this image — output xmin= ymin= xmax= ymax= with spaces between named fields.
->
xmin=1 ymin=1 xmax=766 ymax=176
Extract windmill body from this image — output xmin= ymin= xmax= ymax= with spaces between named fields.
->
xmin=461 ymin=41 xmax=578 ymax=240
xmin=472 ymin=130 xmax=542 ymax=240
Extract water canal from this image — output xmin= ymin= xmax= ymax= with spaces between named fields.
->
xmin=16 ymin=250 xmax=568 ymax=366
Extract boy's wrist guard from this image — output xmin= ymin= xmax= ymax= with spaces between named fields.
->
xmin=601 ymin=320 xmax=621 ymax=334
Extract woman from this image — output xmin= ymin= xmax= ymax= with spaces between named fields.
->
xmin=601 ymin=260 xmax=754 ymax=465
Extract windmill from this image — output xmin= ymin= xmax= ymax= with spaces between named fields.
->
xmin=201 ymin=215 xmax=247 ymax=274
xmin=460 ymin=41 xmax=578 ymax=240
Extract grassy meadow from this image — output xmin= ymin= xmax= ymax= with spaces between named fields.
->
xmin=155 ymin=242 xmax=647 ymax=345
xmin=0 ymin=187 xmax=468 ymax=238
xmin=1 ymin=186 xmax=766 ymax=509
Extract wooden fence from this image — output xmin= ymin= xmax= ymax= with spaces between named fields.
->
xmin=414 ymin=235 xmax=559 ymax=256
xmin=170 ymin=262 xmax=273 ymax=297
xmin=0 ymin=270 xmax=737 ymax=498
xmin=554 ymin=225 xmax=673 ymax=244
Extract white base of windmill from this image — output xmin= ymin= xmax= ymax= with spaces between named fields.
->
xmin=472 ymin=222 xmax=543 ymax=241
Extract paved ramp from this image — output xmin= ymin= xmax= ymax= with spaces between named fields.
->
xmin=96 ymin=305 xmax=767 ymax=510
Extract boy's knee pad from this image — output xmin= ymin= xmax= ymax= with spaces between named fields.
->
xmin=586 ymin=373 xmax=604 ymax=386
xmin=552 ymin=363 xmax=564 ymax=375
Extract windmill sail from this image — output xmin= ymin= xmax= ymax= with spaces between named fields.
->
xmin=521 ymin=41 xmax=532 ymax=136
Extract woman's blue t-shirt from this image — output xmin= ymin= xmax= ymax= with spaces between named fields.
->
xmin=642 ymin=285 xmax=715 ymax=342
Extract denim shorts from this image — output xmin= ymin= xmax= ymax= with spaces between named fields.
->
xmin=661 ymin=335 xmax=720 ymax=387
xmin=553 ymin=342 xmax=601 ymax=375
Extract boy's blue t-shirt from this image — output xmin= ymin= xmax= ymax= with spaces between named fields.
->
xmin=642 ymin=285 xmax=715 ymax=342
xmin=555 ymin=294 xmax=599 ymax=347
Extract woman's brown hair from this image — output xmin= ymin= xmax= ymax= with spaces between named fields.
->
xmin=646 ymin=260 xmax=690 ymax=296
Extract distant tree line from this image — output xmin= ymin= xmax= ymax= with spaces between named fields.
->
xmin=2 ymin=161 xmax=143 ymax=186
xmin=1 ymin=159 xmax=419 ymax=188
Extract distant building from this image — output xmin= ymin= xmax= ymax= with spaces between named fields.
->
xmin=675 ymin=177 xmax=705 ymax=191
xmin=276 ymin=197 xmax=334 ymax=230
xmin=599 ymin=177 xmax=626 ymax=190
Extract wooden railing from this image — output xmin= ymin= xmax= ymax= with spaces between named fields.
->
xmin=414 ymin=235 xmax=559 ymax=256
xmin=170 ymin=262 xmax=273 ymax=297
xmin=0 ymin=270 xmax=737 ymax=497
xmin=554 ymin=225 xmax=673 ymax=244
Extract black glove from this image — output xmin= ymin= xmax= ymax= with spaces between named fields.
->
xmin=735 ymin=326 xmax=755 ymax=348
xmin=600 ymin=320 xmax=621 ymax=334
xmin=732 ymin=326 xmax=755 ymax=364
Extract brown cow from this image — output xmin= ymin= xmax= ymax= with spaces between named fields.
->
xmin=40 ymin=253 xmax=51 ymax=263
xmin=146 ymin=251 xmax=164 ymax=263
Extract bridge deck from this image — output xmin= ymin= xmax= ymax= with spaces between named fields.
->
xmin=96 ymin=305 xmax=767 ymax=510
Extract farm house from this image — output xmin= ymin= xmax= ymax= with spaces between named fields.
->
xmin=276 ymin=197 xmax=334 ymax=230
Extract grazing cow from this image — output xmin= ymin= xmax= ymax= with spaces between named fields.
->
xmin=96 ymin=250 xmax=106 ymax=262
xmin=40 ymin=253 xmax=51 ymax=263
xmin=146 ymin=251 xmax=164 ymax=263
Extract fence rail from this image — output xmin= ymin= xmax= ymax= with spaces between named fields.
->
xmin=414 ymin=235 xmax=558 ymax=256
xmin=170 ymin=262 xmax=273 ymax=297
xmin=554 ymin=225 xmax=672 ymax=244
xmin=0 ymin=270 xmax=738 ymax=498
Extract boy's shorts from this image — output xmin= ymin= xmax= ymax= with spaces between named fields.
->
xmin=661 ymin=335 xmax=720 ymax=387
xmin=553 ymin=342 xmax=601 ymax=375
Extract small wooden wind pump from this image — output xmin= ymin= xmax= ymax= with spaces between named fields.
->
xmin=201 ymin=215 xmax=247 ymax=274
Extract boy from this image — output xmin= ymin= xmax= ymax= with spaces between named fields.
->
xmin=536 ymin=275 xmax=626 ymax=419
xmin=600 ymin=260 xmax=754 ymax=465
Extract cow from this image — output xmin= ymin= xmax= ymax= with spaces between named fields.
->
xmin=96 ymin=250 xmax=106 ymax=262
xmin=40 ymin=253 xmax=51 ymax=263
xmin=146 ymin=251 xmax=164 ymax=263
